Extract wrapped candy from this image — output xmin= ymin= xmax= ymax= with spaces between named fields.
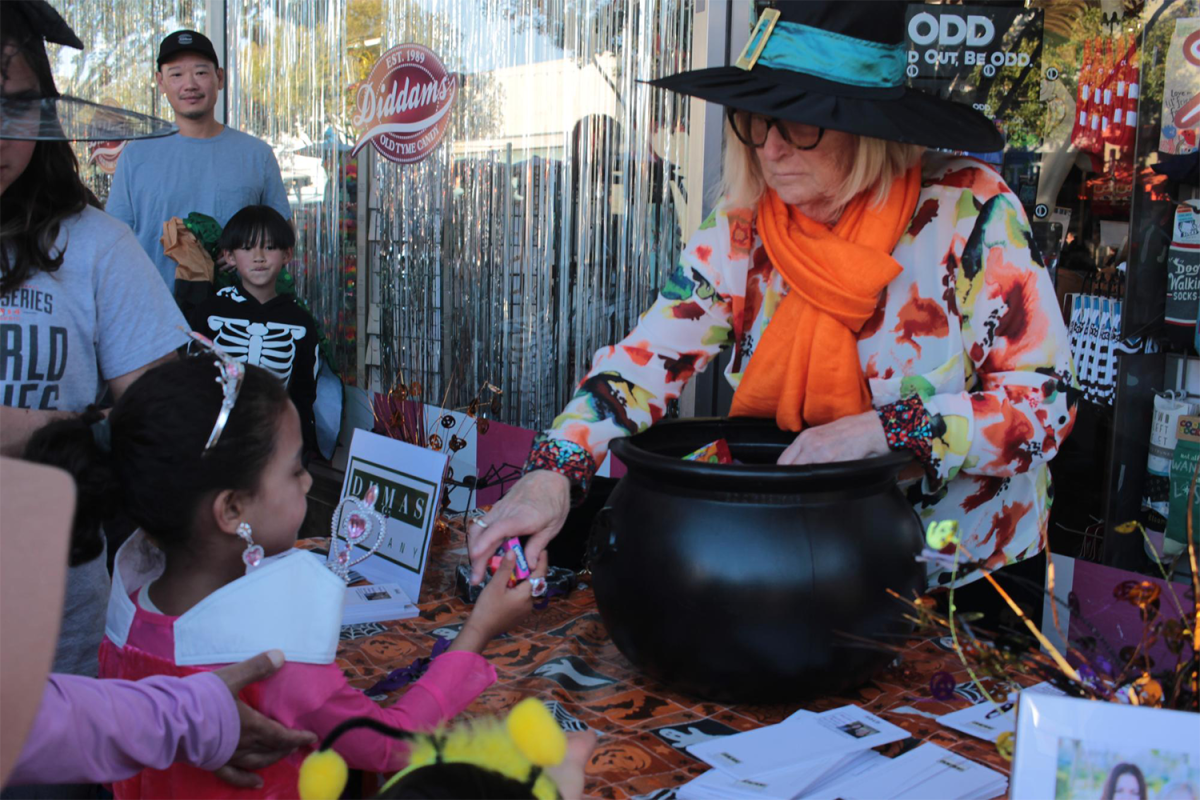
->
xmin=682 ymin=438 xmax=734 ymax=464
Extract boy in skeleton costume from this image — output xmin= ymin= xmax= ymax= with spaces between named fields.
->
xmin=188 ymin=205 xmax=319 ymax=459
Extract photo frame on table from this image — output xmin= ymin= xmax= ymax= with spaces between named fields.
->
xmin=1010 ymin=692 xmax=1200 ymax=800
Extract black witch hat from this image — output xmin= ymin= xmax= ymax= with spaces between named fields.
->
xmin=1 ymin=0 xmax=176 ymax=142
xmin=650 ymin=1 xmax=1004 ymax=153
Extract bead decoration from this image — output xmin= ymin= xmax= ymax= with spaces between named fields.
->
xmin=524 ymin=434 xmax=597 ymax=502
xmin=877 ymin=395 xmax=935 ymax=468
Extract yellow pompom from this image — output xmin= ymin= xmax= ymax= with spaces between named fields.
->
xmin=298 ymin=749 xmax=349 ymax=800
xmin=506 ymin=698 xmax=567 ymax=767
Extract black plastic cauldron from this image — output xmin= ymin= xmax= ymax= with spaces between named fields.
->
xmin=589 ymin=418 xmax=924 ymax=703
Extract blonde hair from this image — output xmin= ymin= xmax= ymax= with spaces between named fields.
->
xmin=716 ymin=119 xmax=925 ymax=214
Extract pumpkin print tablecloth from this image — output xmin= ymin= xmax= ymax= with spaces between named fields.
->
xmin=323 ymin=525 xmax=1013 ymax=799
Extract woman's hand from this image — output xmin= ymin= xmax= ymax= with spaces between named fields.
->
xmin=467 ymin=469 xmax=570 ymax=584
xmin=777 ymin=410 xmax=890 ymax=466
xmin=450 ymin=549 xmax=550 ymax=654
xmin=211 ymin=650 xmax=318 ymax=789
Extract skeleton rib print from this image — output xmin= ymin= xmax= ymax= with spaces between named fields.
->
xmin=206 ymin=316 xmax=307 ymax=384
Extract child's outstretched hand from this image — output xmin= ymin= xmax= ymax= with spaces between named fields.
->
xmin=448 ymin=549 xmax=549 ymax=654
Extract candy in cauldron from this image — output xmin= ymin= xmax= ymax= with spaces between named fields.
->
xmin=589 ymin=418 xmax=924 ymax=703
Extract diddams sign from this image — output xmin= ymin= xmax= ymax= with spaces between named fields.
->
xmin=351 ymin=43 xmax=457 ymax=165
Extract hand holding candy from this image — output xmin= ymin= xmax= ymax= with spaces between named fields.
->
xmin=486 ymin=537 xmax=531 ymax=588
xmin=450 ymin=549 xmax=549 ymax=654
xmin=467 ymin=470 xmax=570 ymax=584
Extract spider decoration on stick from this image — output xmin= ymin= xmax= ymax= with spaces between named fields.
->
xmin=373 ymin=371 xmax=504 ymax=511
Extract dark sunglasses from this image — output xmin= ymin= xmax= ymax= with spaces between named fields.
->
xmin=726 ymin=108 xmax=825 ymax=151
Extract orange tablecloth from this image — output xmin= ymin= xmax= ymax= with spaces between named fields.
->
xmin=323 ymin=525 xmax=1012 ymax=799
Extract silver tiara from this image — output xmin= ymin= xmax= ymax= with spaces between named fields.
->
xmin=327 ymin=483 xmax=387 ymax=582
xmin=187 ymin=331 xmax=245 ymax=453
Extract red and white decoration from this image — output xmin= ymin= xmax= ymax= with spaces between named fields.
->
xmin=351 ymin=43 xmax=458 ymax=165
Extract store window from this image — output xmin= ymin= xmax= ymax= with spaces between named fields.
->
xmin=48 ymin=0 xmax=207 ymax=203
xmin=224 ymin=0 xmax=695 ymax=430
xmin=49 ymin=0 xmax=1200 ymax=579
xmin=909 ymin=0 xmax=1200 ymax=572
xmin=226 ymin=0 xmax=357 ymax=382
xmin=1035 ymin=0 xmax=1198 ymax=573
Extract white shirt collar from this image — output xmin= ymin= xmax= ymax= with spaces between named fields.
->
xmin=107 ymin=531 xmax=345 ymax=666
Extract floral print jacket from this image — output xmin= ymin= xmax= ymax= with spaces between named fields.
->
xmin=527 ymin=153 xmax=1078 ymax=587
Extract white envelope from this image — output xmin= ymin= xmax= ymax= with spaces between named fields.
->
xmin=677 ymin=752 xmax=885 ymax=800
xmin=937 ymin=681 xmax=1064 ymax=741
xmin=893 ymin=755 xmax=1007 ymax=800
xmin=831 ymin=743 xmax=1008 ymax=800
xmin=686 ymin=705 xmax=909 ymax=781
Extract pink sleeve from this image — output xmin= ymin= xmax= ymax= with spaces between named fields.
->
xmin=8 ymin=672 xmax=239 ymax=785
xmin=269 ymin=651 xmax=496 ymax=773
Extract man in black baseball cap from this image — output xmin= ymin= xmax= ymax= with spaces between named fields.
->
xmin=150 ymin=29 xmax=224 ymax=127
xmin=106 ymin=29 xmax=290 ymax=289
xmin=156 ymin=29 xmax=220 ymax=68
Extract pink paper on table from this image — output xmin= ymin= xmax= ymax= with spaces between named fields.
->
xmin=1045 ymin=554 xmax=1196 ymax=670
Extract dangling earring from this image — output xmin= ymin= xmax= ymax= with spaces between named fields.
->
xmin=237 ymin=521 xmax=264 ymax=571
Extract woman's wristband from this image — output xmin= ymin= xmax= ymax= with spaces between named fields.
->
xmin=876 ymin=395 xmax=935 ymax=470
xmin=523 ymin=434 xmax=597 ymax=505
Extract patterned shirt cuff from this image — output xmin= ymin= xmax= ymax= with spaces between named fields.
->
xmin=524 ymin=434 xmax=597 ymax=504
xmin=877 ymin=396 xmax=935 ymax=471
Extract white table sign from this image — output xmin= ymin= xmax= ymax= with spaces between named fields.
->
xmin=337 ymin=428 xmax=448 ymax=602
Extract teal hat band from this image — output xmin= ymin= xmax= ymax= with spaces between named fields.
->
xmin=747 ymin=19 xmax=906 ymax=89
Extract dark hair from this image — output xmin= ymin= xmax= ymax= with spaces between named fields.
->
xmin=22 ymin=406 xmax=117 ymax=567
xmin=314 ymin=718 xmax=544 ymax=800
xmin=0 ymin=6 xmax=101 ymax=297
xmin=217 ymin=205 xmax=296 ymax=252
xmin=24 ymin=356 xmax=292 ymax=553
xmin=1102 ymin=763 xmax=1146 ymax=800
xmin=378 ymin=763 xmax=536 ymax=799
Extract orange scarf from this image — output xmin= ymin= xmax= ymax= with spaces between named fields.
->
xmin=729 ymin=167 xmax=922 ymax=432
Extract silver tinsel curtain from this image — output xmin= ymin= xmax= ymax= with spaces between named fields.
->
xmin=49 ymin=0 xmax=207 ymax=203
xmin=54 ymin=0 xmax=695 ymax=432
xmin=226 ymin=0 xmax=357 ymax=379
xmin=229 ymin=0 xmax=694 ymax=430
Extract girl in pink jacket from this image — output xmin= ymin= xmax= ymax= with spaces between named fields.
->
xmin=29 ymin=349 xmax=545 ymax=798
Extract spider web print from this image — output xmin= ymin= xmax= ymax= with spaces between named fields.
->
xmin=206 ymin=316 xmax=307 ymax=384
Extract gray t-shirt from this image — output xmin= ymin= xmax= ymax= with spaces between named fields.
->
xmin=1 ymin=205 xmax=189 ymax=676
xmin=0 ymin=205 xmax=189 ymax=410
xmin=105 ymin=126 xmax=292 ymax=287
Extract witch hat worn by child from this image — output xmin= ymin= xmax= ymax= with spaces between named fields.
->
xmin=649 ymin=1 xmax=1003 ymax=153
xmin=0 ymin=1 xmax=176 ymax=142
xmin=298 ymin=698 xmax=569 ymax=800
